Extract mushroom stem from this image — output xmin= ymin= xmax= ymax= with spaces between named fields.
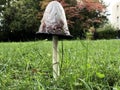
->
xmin=52 ymin=35 xmax=60 ymax=79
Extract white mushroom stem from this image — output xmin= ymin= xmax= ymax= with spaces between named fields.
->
xmin=52 ymin=35 xmax=60 ymax=79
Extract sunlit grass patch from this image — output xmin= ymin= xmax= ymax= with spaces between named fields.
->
xmin=0 ymin=40 xmax=120 ymax=90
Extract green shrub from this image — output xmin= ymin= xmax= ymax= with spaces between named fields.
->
xmin=95 ymin=24 xmax=117 ymax=39
xmin=86 ymin=32 xmax=94 ymax=40
xmin=0 ymin=31 xmax=9 ymax=41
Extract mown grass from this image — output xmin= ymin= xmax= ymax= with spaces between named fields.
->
xmin=0 ymin=40 xmax=120 ymax=90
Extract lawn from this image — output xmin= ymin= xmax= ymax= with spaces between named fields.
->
xmin=0 ymin=40 xmax=120 ymax=90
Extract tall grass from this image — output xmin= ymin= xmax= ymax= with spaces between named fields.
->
xmin=0 ymin=40 xmax=120 ymax=90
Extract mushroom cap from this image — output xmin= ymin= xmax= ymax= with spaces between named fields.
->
xmin=36 ymin=1 xmax=72 ymax=39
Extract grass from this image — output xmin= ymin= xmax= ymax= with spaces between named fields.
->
xmin=0 ymin=40 xmax=120 ymax=90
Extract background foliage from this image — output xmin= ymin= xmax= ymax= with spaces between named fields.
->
xmin=38 ymin=0 xmax=108 ymax=39
xmin=0 ymin=0 xmax=109 ymax=41
xmin=96 ymin=24 xmax=118 ymax=39
xmin=0 ymin=0 xmax=40 ymax=41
